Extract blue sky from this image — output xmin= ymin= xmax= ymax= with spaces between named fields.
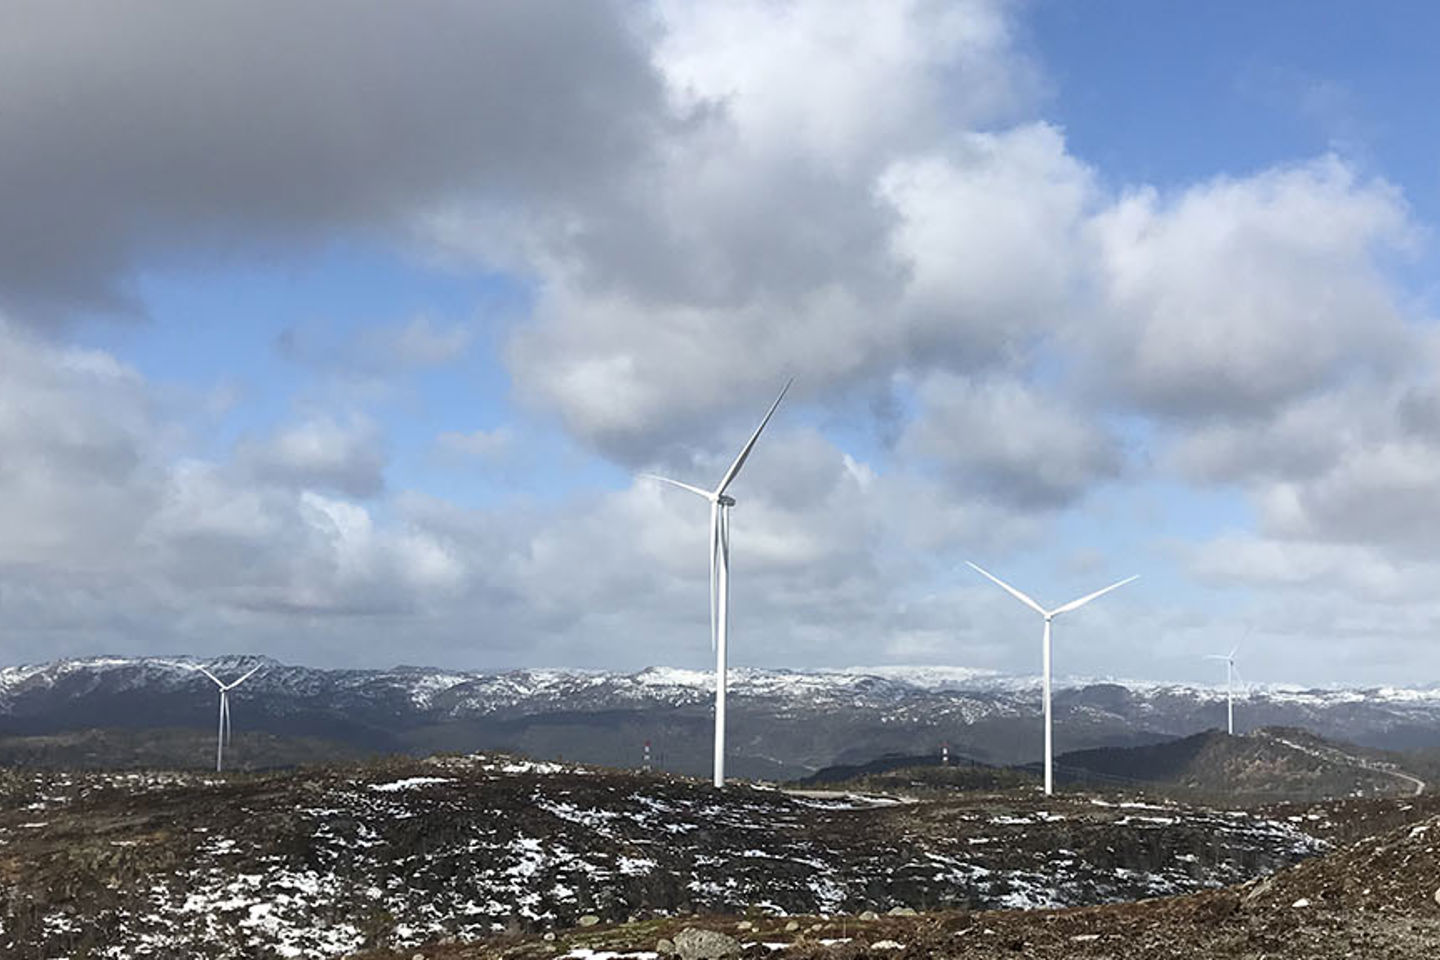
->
xmin=2 ymin=0 xmax=1438 ymax=685
xmin=1032 ymin=1 xmax=1437 ymax=197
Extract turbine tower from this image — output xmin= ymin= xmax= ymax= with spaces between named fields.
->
xmin=645 ymin=379 xmax=792 ymax=788
xmin=191 ymin=663 xmax=262 ymax=773
xmin=1205 ymin=647 xmax=1240 ymax=735
xmin=967 ymin=562 xmax=1137 ymax=796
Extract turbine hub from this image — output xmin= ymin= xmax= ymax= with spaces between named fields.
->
xmin=718 ymin=495 xmax=736 ymax=507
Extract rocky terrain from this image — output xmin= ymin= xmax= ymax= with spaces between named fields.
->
xmin=5 ymin=656 xmax=1440 ymax=778
xmin=0 ymin=754 xmax=1337 ymax=959
xmin=361 ymin=799 xmax=1440 ymax=960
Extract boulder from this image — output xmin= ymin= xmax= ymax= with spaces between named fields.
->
xmin=674 ymin=927 xmax=743 ymax=960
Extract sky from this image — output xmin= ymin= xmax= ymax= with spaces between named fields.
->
xmin=2 ymin=0 xmax=1439 ymax=686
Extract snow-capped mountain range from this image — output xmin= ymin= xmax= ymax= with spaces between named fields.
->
xmin=2 ymin=655 xmax=1439 ymax=777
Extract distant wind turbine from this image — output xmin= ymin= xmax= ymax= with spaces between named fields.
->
xmin=1204 ymin=647 xmax=1240 ymax=735
xmin=644 ymin=379 xmax=792 ymax=788
xmin=190 ymin=663 xmax=263 ymax=773
xmin=967 ymin=562 xmax=1137 ymax=796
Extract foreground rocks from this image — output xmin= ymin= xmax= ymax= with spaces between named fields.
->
xmin=0 ymin=756 xmax=1351 ymax=958
xmin=356 ymin=806 xmax=1440 ymax=960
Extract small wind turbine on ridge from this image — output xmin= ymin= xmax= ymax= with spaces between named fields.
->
xmin=967 ymin=561 xmax=1137 ymax=796
xmin=1204 ymin=646 xmax=1241 ymax=735
xmin=644 ymin=378 xmax=792 ymax=788
xmin=190 ymin=663 xmax=262 ymax=773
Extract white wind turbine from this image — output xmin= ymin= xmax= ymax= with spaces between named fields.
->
xmin=644 ymin=379 xmax=792 ymax=788
xmin=190 ymin=663 xmax=263 ymax=773
xmin=967 ymin=562 xmax=1137 ymax=796
xmin=1204 ymin=647 xmax=1241 ymax=735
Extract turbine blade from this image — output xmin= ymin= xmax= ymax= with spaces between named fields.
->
xmin=709 ymin=502 xmax=719 ymax=654
xmin=223 ymin=665 xmax=262 ymax=690
xmin=1228 ymin=645 xmax=1239 ymax=661
xmin=1050 ymin=575 xmax=1139 ymax=616
xmin=642 ymin=474 xmax=715 ymax=500
xmin=714 ymin=378 xmax=792 ymax=496
xmin=192 ymin=664 xmax=225 ymax=688
xmin=966 ymin=561 xmax=1046 ymax=616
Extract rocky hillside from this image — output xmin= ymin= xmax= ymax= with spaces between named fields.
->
xmin=0 ymin=726 xmax=368 ymax=770
xmin=1052 ymin=727 xmax=1428 ymax=802
xmin=0 ymin=754 xmax=1331 ymax=959
xmin=359 ymin=799 xmax=1440 ymax=960
xmin=5 ymin=656 xmax=1440 ymax=778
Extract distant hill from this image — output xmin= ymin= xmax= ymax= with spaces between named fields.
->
xmin=4 ymin=655 xmax=1440 ymax=779
xmin=797 ymin=751 xmax=1037 ymax=792
xmin=1053 ymin=727 xmax=1427 ymax=803
xmin=0 ymin=727 xmax=369 ymax=771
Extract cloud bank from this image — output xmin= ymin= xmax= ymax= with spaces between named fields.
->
xmin=0 ymin=1 xmax=1436 ymax=684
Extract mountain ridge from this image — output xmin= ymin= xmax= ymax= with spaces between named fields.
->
xmin=4 ymin=656 xmax=1440 ymax=777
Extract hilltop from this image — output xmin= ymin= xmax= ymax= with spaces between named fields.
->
xmin=1052 ymin=727 xmax=1427 ymax=803
xmin=794 ymin=727 xmax=1427 ymax=807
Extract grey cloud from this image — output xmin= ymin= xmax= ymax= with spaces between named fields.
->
xmin=506 ymin=122 xmax=1093 ymax=465
xmin=237 ymin=417 xmax=387 ymax=498
xmin=0 ymin=325 xmax=161 ymax=567
xmin=899 ymin=373 xmax=1122 ymax=509
xmin=1164 ymin=386 xmax=1381 ymax=485
xmin=1163 ymin=339 xmax=1440 ymax=560
xmin=0 ymin=0 xmax=664 ymax=316
xmin=1256 ymin=441 xmax=1440 ymax=553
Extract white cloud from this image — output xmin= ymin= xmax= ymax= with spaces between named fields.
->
xmin=1086 ymin=157 xmax=1414 ymax=419
xmin=878 ymin=124 xmax=1093 ymax=358
xmin=655 ymin=0 xmax=1034 ymax=165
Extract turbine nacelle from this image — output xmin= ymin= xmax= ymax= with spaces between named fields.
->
xmin=718 ymin=494 xmax=736 ymax=507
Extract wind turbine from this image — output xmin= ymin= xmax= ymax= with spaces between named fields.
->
xmin=967 ymin=562 xmax=1137 ymax=796
xmin=190 ymin=663 xmax=262 ymax=773
xmin=644 ymin=379 xmax=792 ymax=788
xmin=1204 ymin=647 xmax=1240 ymax=735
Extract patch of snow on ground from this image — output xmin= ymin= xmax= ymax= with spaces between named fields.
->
xmin=368 ymin=776 xmax=453 ymax=792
